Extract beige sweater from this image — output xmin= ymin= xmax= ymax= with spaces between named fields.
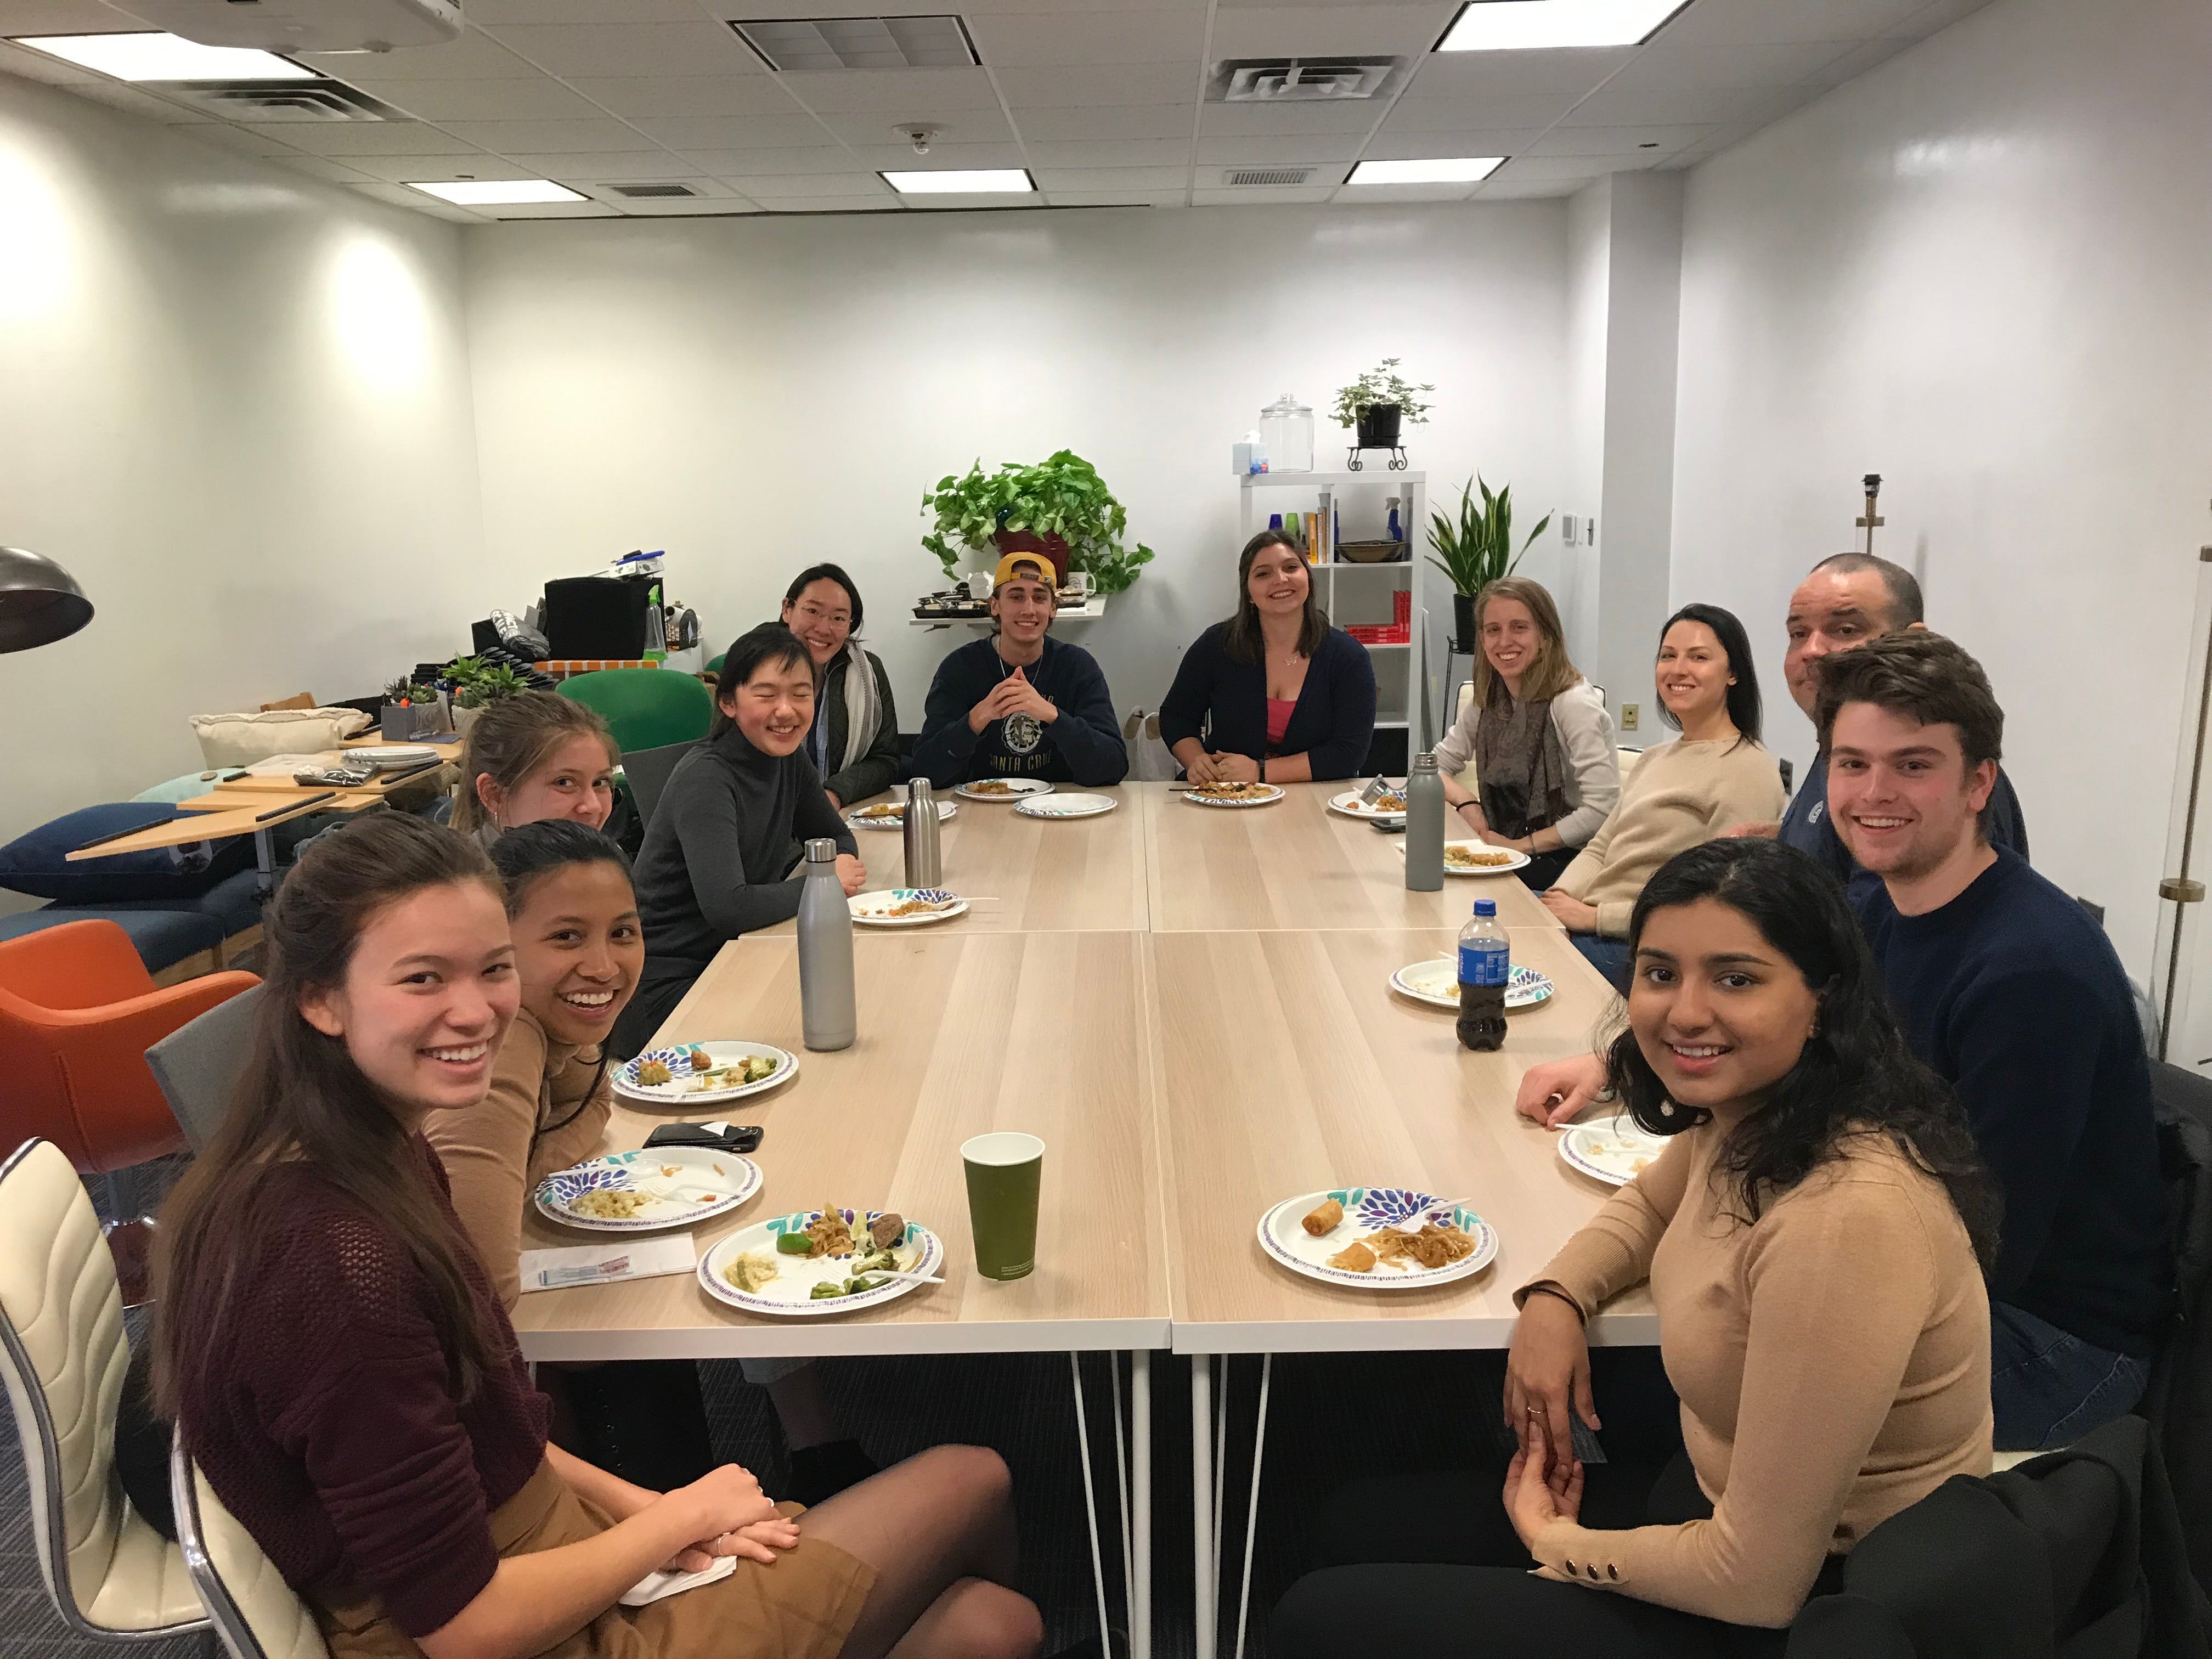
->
xmin=1527 ymin=1121 xmax=1991 ymax=1627
xmin=425 ymin=1007 xmax=612 ymax=1310
xmin=1553 ymin=736 xmax=1786 ymax=937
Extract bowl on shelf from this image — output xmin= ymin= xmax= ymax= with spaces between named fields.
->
xmin=1335 ymin=540 xmax=1407 ymax=563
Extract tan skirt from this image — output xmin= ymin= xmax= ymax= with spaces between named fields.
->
xmin=313 ymin=1460 xmax=876 ymax=1659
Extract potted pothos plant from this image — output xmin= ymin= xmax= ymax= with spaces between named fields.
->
xmin=1331 ymin=358 xmax=1435 ymax=450
xmin=921 ymin=450 xmax=1155 ymax=596
xmin=1428 ymin=477 xmax=1551 ymax=648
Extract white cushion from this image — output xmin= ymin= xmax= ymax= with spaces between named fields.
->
xmin=180 ymin=1453 xmax=330 ymax=1659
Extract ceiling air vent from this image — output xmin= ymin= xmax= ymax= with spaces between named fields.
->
xmin=1207 ymin=57 xmax=1406 ymax=103
xmin=607 ymin=183 xmax=701 ymax=199
xmin=1226 ymin=167 xmax=1315 ymax=188
xmin=156 ymin=78 xmax=405 ymax=121
xmin=733 ymin=15 xmax=978 ymax=72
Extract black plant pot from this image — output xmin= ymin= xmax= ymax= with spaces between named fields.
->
xmin=1355 ymin=403 xmax=1402 ymax=449
xmin=1452 ymin=591 xmax=1479 ymax=653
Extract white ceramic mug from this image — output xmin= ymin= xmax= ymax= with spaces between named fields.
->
xmin=1064 ymin=570 xmax=1091 ymax=598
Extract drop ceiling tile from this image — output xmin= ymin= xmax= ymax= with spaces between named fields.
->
xmin=1794 ymin=34 xmax=1912 ymax=90
xmin=625 ymin=112 xmax=833 ymax=148
xmin=1017 ymin=104 xmax=1190 ymax=141
xmin=63 ymin=81 xmax=204 ymax=122
xmin=1611 ymin=39 xmax=1860 ymax=90
xmin=1192 ymin=183 xmax=1339 ymax=204
xmin=1883 ymin=0 xmax=1999 ymax=36
xmin=1524 ymin=123 xmax=1712 ymax=156
xmin=229 ymin=120 xmax=458 ymax=155
xmin=1495 ymin=153 xmax=1660 ymax=178
xmin=503 ymin=150 xmax=705 ymax=180
xmin=1397 ymin=47 xmax=1633 ymax=100
xmin=562 ymin=76 xmax=796 ymax=118
xmin=177 ymin=123 xmax=306 ymax=159
xmin=1654 ymin=0 xmax=1929 ymax=46
xmin=482 ymin=22 xmax=763 ymax=78
xmin=1193 ymin=133 xmax=1361 ymax=163
xmin=1206 ymin=5 xmax=1461 ymax=57
xmin=729 ymin=171 xmax=889 ymax=197
xmin=267 ymin=154 xmax=378 ymax=184
xmin=775 ymin=66 xmax=1000 ymax=112
xmin=300 ymin=31 xmax=537 ymax=81
xmin=477 ymin=199 xmax=623 ymax=217
xmin=343 ymin=151 xmax=537 ymax=182
xmin=364 ymin=77 xmax=607 ymax=121
xmin=1032 ymin=163 xmax=1189 ymax=188
xmin=1020 ymin=137 xmax=1193 ymax=166
xmin=0 ymin=38 xmax=96 ymax=83
xmin=1558 ymin=83 xmax=1782 ymax=126
xmin=1358 ymin=127 xmax=1539 ymax=161
xmin=811 ymin=106 xmax=1013 ymax=144
xmin=464 ymin=0 xmax=705 ymax=24
xmin=1331 ymin=180 xmax=1476 ymax=202
xmin=757 ymin=197 xmax=900 ymax=212
xmin=1474 ymin=177 xmax=1582 ymax=199
xmin=1197 ymin=100 xmax=1384 ymax=136
xmin=609 ymin=196 xmax=758 ymax=215
xmin=963 ymin=11 xmax=1209 ymax=66
xmin=0 ymin=0 xmax=128 ymax=32
xmin=844 ymin=140 xmax=1031 ymax=168
xmin=996 ymin=62 xmax=1199 ymax=107
xmin=681 ymin=144 xmax=862 ymax=175
xmin=1041 ymin=190 xmax=1180 ymax=207
xmin=1379 ymin=95 xmax=1573 ymax=132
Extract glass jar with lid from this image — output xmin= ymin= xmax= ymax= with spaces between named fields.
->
xmin=1259 ymin=393 xmax=1315 ymax=473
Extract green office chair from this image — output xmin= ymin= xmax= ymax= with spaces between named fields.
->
xmin=706 ymin=652 xmax=725 ymax=675
xmin=556 ymin=669 xmax=713 ymax=753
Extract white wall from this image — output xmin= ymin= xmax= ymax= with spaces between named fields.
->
xmin=0 ymin=75 xmax=488 ymax=847
xmin=1669 ymin=0 xmax=2212 ymax=975
xmin=462 ymin=201 xmax=1571 ymax=731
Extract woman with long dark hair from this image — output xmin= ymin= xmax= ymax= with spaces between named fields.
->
xmin=1271 ymin=837 xmax=1997 ymax=1656
xmin=781 ymin=563 xmax=900 ymax=809
xmin=1158 ymin=528 xmax=1378 ymax=783
xmin=152 ymin=813 xmax=1040 ymax=1659
xmin=1542 ymin=603 xmax=1785 ymax=985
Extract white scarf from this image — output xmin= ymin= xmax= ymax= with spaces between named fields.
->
xmin=834 ymin=642 xmax=881 ymax=775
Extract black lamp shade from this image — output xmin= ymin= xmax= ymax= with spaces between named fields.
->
xmin=0 ymin=549 xmax=92 ymax=653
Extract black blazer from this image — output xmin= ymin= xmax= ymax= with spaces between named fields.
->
xmin=1157 ymin=622 xmax=1378 ymax=781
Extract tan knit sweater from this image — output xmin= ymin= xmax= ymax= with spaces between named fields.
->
xmin=1553 ymin=736 xmax=1786 ymax=938
xmin=1526 ymin=1120 xmax=1992 ymax=1627
xmin=425 ymin=1007 xmax=612 ymax=1310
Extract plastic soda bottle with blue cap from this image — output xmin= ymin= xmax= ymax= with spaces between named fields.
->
xmin=1457 ymin=898 xmax=1509 ymax=1051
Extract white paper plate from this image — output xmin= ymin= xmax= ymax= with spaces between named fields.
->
xmin=845 ymin=800 xmax=957 ymax=830
xmin=1183 ymin=783 xmax=1285 ymax=808
xmin=347 ymin=744 xmax=440 ymax=770
xmin=535 ymin=1146 xmax=763 ymax=1233
xmin=1389 ymin=958 xmax=1554 ymax=1012
xmin=698 ymin=1209 xmax=944 ymax=1317
xmin=1257 ymin=1187 xmax=1498 ymax=1290
xmin=613 ymin=1041 xmax=797 ymax=1105
xmin=956 ymin=778 xmax=1054 ymax=802
xmin=1015 ymin=792 xmax=1118 ymax=820
xmin=1328 ymin=789 xmax=1408 ymax=820
xmin=849 ymin=888 xmax=968 ymax=927
xmin=1393 ymin=840 xmax=1532 ymax=877
xmin=1559 ymin=1115 xmax=1670 ymax=1187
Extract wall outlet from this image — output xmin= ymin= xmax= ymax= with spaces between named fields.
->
xmin=1621 ymin=703 xmax=1639 ymax=730
xmin=1561 ymin=514 xmax=1580 ymax=546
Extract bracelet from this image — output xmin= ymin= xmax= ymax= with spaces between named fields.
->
xmin=1521 ymin=1283 xmax=1585 ymax=1324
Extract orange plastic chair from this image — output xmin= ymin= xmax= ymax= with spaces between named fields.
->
xmin=0 ymin=920 xmax=258 ymax=1173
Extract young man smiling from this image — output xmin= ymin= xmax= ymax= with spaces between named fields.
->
xmin=911 ymin=551 xmax=1128 ymax=788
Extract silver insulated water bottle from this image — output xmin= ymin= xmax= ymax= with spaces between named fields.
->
xmin=796 ymin=836 xmax=855 ymax=1051
xmin=903 ymin=776 xmax=943 ymax=888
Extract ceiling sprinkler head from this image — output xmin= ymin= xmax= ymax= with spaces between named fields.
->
xmin=901 ymin=125 xmax=940 ymax=155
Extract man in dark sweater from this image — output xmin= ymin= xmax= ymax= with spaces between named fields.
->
xmin=1819 ymin=633 xmax=2166 ymax=1451
xmin=911 ymin=551 xmax=1128 ymax=789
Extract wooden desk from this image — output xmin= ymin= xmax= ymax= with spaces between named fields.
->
xmin=64 ymin=792 xmax=382 ymax=860
xmin=1141 ymin=782 xmax=1560 ymax=932
xmin=510 ymin=929 xmax=1170 ymax=1363
xmin=209 ymin=755 xmax=454 ymax=799
xmin=764 ymin=783 xmax=1150 ymax=935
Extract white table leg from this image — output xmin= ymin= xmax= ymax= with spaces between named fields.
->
xmin=1231 ymin=1355 xmax=1273 ymax=1659
xmin=1069 ymin=1353 xmax=1113 ymax=1654
xmin=1192 ymin=1353 xmax=1214 ymax=1659
xmin=1132 ymin=1350 xmax=1151 ymax=1659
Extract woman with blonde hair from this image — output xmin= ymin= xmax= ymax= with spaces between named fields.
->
xmin=452 ymin=691 xmax=622 ymax=847
xmin=1432 ymin=576 xmax=1619 ymax=889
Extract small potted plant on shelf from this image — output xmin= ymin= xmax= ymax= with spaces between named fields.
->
xmin=1331 ymin=358 xmax=1435 ymax=450
xmin=1428 ymin=477 xmax=1551 ymax=649
xmin=921 ymin=449 xmax=1155 ymax=596
xmin=381 ymin=676 xmax=442 ymax=741
xmin=443 ymin=656 xmax=531 ymax=733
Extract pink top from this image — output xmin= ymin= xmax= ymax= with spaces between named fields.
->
xmin=1265 ymin=697 xmax=1296 ymax=749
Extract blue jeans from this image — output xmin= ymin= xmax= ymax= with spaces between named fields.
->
xmin=1989 ymin=1301 xmax=2150 ymax=1452
xmin=1570 ymin=932 xmax=1632 ymax=992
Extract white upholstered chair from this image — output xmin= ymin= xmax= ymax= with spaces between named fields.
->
xmin=171 ymin=1435 xmax=330 ymax=1659
xmin=0 ymin=1137 xmax=207 ymax=1645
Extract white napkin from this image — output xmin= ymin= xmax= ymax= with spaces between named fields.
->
xmin=620 ymin=1556 xmax=736 ymax=1607
xmin=519 ymin=1232 xmax=697 ymax=1293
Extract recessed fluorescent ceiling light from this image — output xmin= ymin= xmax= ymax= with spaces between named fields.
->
xmin=407 ymin=179 xmax=586 ymax=205
xmin=1347 ymin=156 xmax=1505 ymax=184
xmin=1437 ymin=0 xmax=1693 ymax=52
xmin=12 ymin=31 xmax=315 ymax=80
xmin=882 ymin=168 xmax=1034 ymax=194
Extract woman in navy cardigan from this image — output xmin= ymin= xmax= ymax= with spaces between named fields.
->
xmin=1159 ymin=529 xmax=1379 ymax=783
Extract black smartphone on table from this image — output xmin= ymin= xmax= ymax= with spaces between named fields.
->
xmin=644 ymin=1122 xmax=764 ymax=1154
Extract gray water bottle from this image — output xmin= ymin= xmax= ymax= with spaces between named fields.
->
xmin=1404 ymin=751 xmax=1445 ymax=891
xmin=903 ymin=777 xmax=943 ymax=887
xmin=796 ymin=837 xmax=855 ymax=1052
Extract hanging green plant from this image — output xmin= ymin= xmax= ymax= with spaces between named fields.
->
xmin=920 ymin=449 xmax=1156 ymax=596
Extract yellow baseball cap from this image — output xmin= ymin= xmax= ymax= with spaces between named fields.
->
xmin=991 ymin=550 xmax=1058 ymax=592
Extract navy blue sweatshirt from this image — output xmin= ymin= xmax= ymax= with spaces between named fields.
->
xmin=1156 ymin=623 xmax=1378 ymax=781
xmin=911 ymin=635 xmax=1128 ymax=788
xmin=1782 ymin=748 xmax=2028 ymax=883
xmin=1853 ymin=848 xmax=2166 ymax=1357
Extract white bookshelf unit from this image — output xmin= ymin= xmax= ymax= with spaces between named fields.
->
xmin=1238 ymin=470 xmax=1428 ymax=756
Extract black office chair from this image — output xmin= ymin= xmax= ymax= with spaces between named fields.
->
xmin=2147 ymin=1061 xmax=2212 ymax=1595
xmin=620 ymin=741 xmax=698 ymax=831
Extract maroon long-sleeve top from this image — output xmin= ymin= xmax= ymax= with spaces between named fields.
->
xmin=174 ymin=1136 xmax=552 ymax=1638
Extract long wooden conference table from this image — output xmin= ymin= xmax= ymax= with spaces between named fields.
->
xmin=508 ymin=780 xmax=1643 ymax=1659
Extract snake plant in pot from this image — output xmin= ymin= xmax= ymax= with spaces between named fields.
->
xmin=1428 ymin=477 xmax=1551 ymax=650
xmin=921 ymin=450 xmax=1155 ymax=596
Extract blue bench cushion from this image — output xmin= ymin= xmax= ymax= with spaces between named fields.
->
xmin=0 ymin=804 xmax=251 ymax=901
xmin=0 ymin=907 xmax=225 ymax=975
xmin=73 ymin=869 xmax=264 ymax=936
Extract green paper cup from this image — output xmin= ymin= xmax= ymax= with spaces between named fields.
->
xmin=961 ymin=1131 xmax=1044 ymax=1281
